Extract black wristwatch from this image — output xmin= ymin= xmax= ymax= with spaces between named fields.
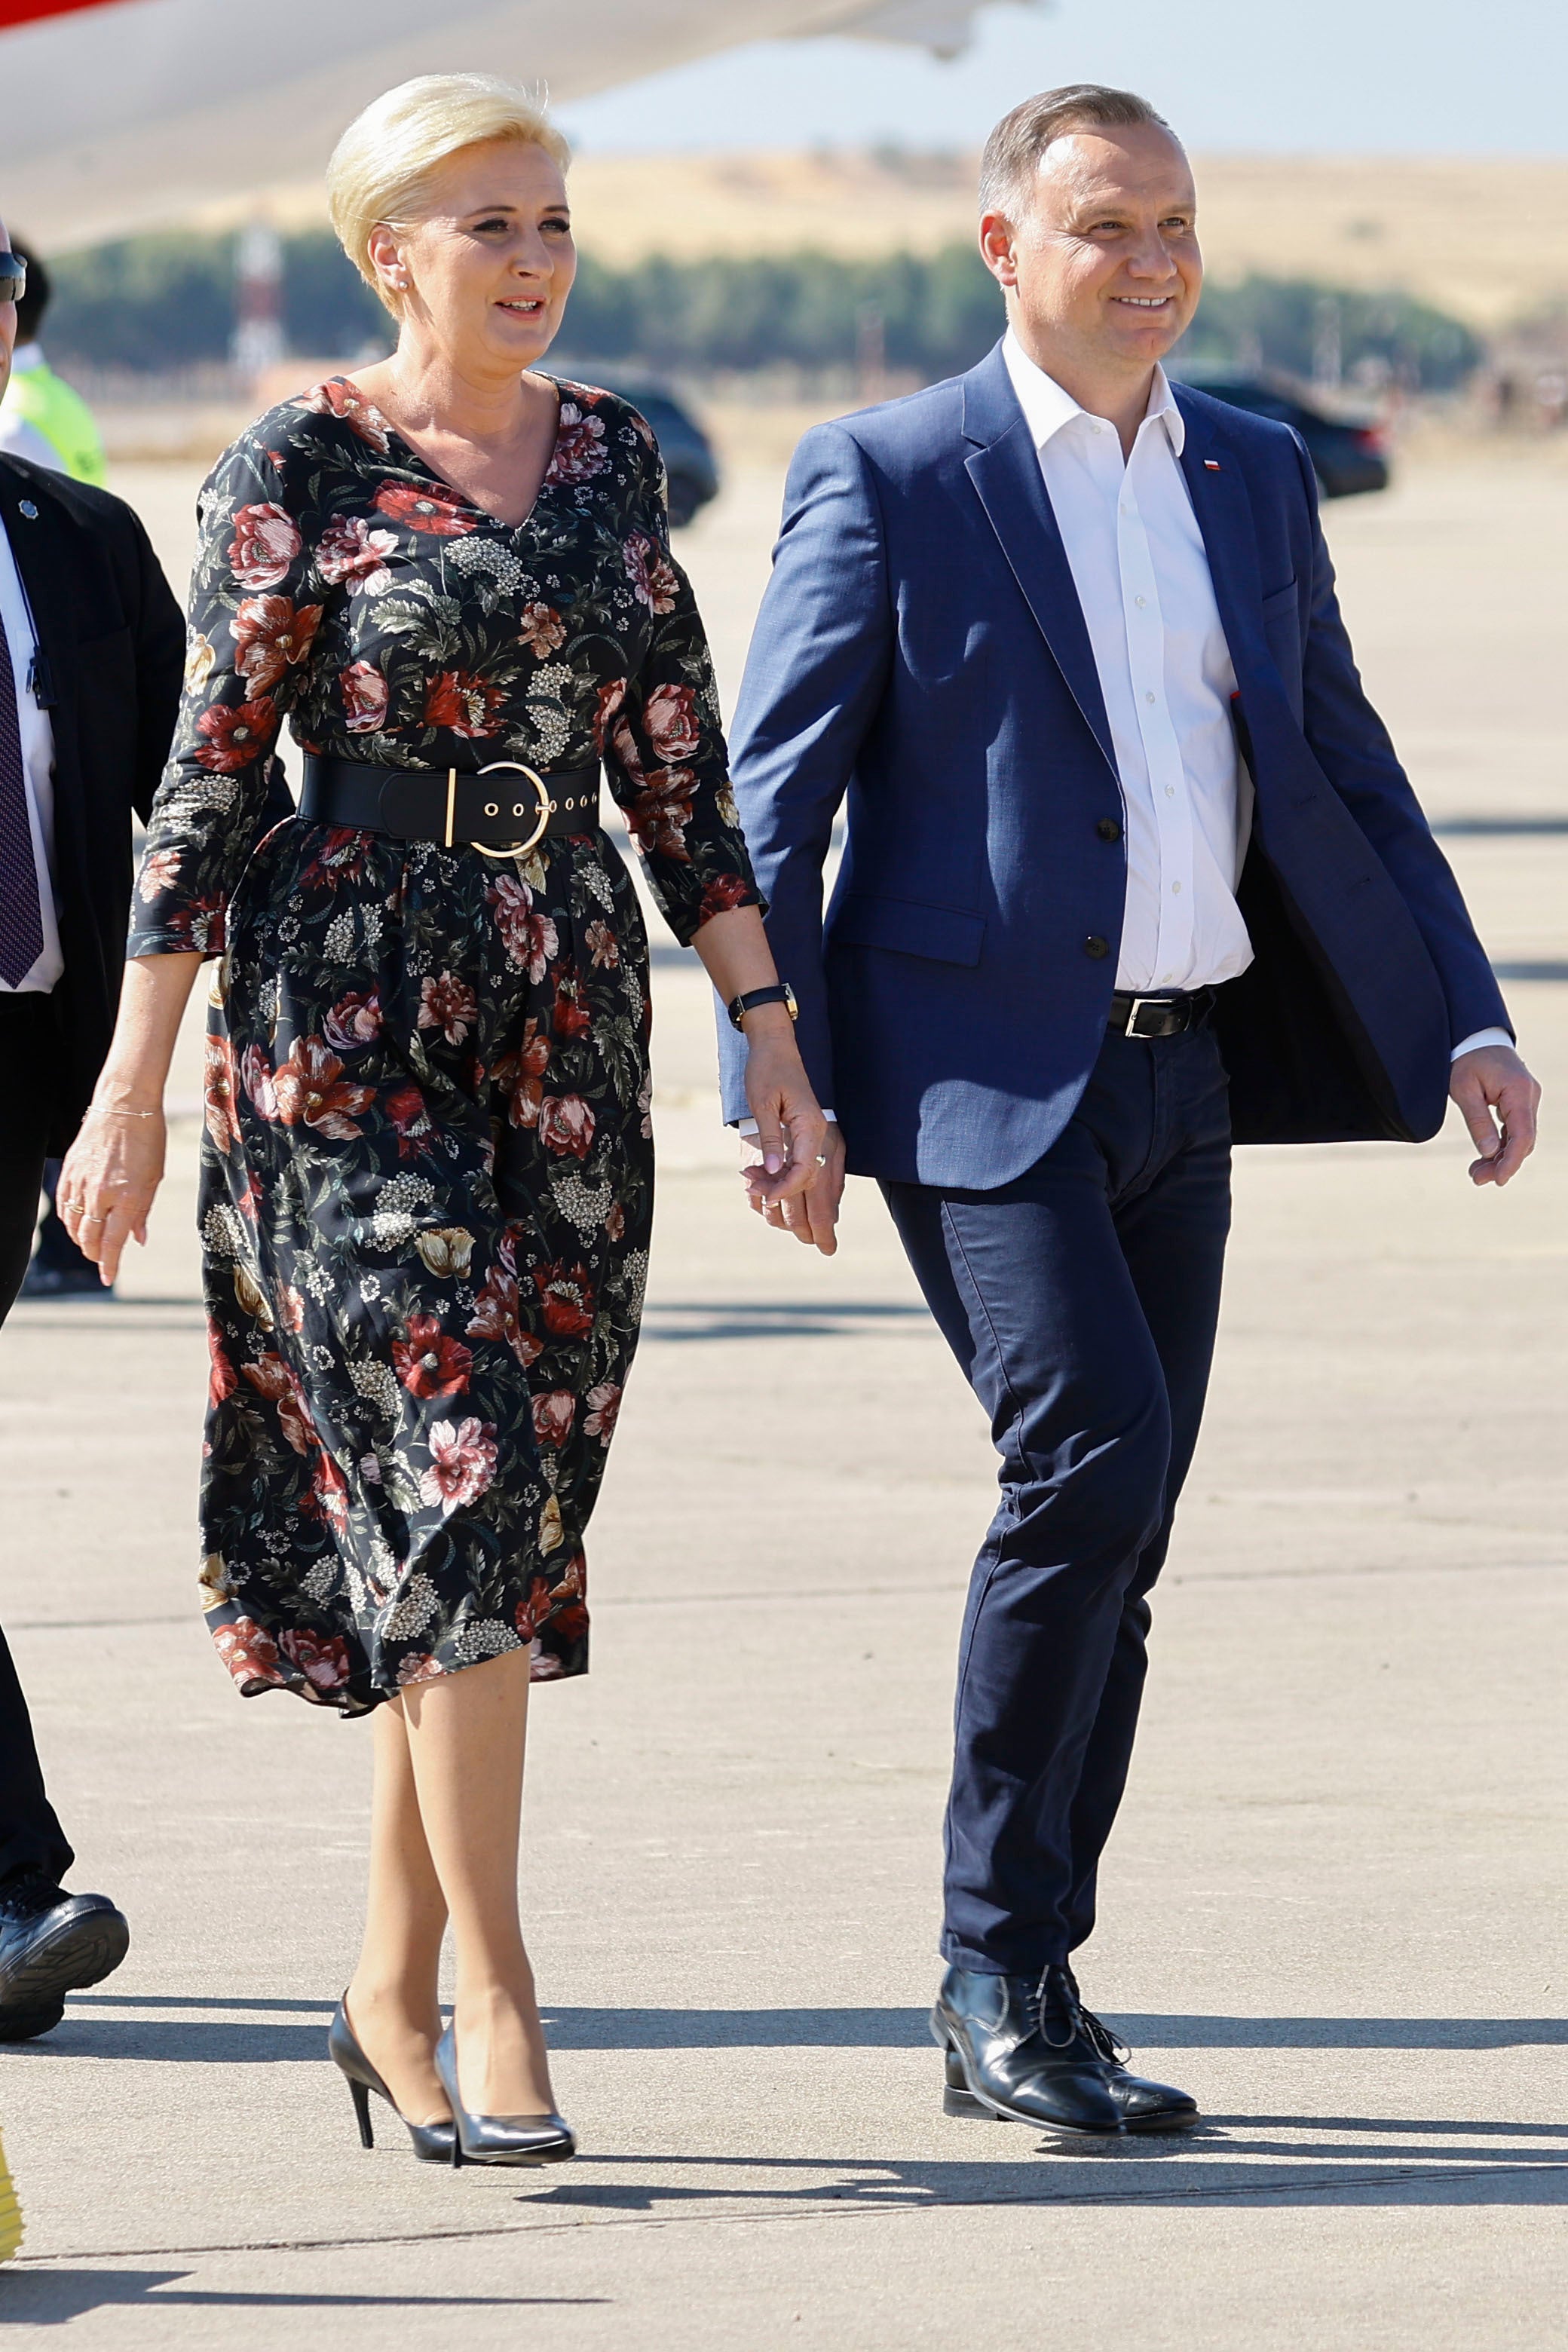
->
xmin=727 ymin=981 xmax=798 ymax=1031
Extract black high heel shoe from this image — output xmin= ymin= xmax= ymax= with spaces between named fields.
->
xmin=327 ymin=1998 xmax=457 ymax=2164
xmin=434 ymin=2023 xmax=576 ymax=2168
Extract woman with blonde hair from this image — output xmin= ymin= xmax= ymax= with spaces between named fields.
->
xmin=59 ymin=72 xmax=830 ymax=2168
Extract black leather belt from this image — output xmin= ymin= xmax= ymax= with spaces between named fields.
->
xmin=300 ymin=752 xmax=602 ymax=856
xmin=1107 ymin=988 xmax=1216 ymax=1040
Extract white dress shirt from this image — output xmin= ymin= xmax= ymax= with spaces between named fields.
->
xmin=0 ymin=508 xmax=63 ymax=994
xmin=1002 ymin=330 xmax=1508 ymax=1063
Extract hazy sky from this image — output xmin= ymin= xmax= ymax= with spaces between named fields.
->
xmin=559 ymin=0 xmax=1567 ymax=156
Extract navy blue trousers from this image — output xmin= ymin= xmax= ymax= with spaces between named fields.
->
xmin=883 ymin=1024 xmax=1232 ymax=1974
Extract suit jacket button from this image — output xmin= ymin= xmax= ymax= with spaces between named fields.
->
xmin=1084 ymin=934 xmax=1110 ymax=960
xmin=1095 ymin=817 xmax=1122 ymax=843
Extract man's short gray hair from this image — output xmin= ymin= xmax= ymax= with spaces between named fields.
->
xmin=978 ymin=84 xmax=1174 ymax=217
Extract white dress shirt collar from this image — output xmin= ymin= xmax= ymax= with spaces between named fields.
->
xmin=1001 ymin=328 xmax=1186 ymax=461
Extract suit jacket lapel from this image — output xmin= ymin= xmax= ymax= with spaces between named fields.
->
xmin=962 ymin=348 xmax=1117 ymax=779
xmin=1171 ymin=394 xmax=1269 ymax=677
xmin=0 ymin=464 xmax=84 ymax=863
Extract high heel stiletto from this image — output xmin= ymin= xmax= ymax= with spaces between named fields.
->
xmin=434 ymin=2024 xmax=577 ymax=2168
xmin=327 ymin=1998 xmax=457 ymax=2164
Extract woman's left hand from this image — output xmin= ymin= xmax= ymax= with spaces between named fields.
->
xmin=740 ymin=1015 xmax=839 ymax=1255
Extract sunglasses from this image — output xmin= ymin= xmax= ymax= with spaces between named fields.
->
xmin=0 ymin=255 xmax=26 ymax=305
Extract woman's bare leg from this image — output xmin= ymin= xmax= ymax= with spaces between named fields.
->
xmin=400 ymin=1649 xmax=556 ymax=2117
xmin=343 ymin=1697 xmax=452 ymax=2126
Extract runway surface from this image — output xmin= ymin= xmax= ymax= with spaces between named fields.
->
xmin=1 ymin=430 xmax=1563 ymax=2347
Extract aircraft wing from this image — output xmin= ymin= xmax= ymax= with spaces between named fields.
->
xmin=0 ymin=0 xmax=1013 ymax=249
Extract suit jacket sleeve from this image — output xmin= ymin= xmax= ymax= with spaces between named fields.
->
xmin=717 ymin=421 xmax=893 ymax=1124
xmin=121 ymin=503 xmax=185 ymax=825
xmin=1291 ymin=432 xmax=1511 ymax=1047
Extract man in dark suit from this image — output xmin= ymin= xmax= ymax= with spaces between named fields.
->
xmin=718 ymin=87 xmax=1539 ymax=2136
xmin=0 ymin=218 xmax=184 ymax=2036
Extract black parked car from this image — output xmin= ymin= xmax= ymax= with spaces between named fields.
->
xmin=547 ymin=364 xmax=720 ymax=527
xmin=1172 ymin=372 xmax=1390 ymax=498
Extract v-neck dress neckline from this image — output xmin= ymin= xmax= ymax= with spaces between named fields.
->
xmin=335 ymin=374 xmax=566 ymax=537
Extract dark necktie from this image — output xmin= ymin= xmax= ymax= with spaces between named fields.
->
xmin=0 ymin=599 xmax=43 ymax=988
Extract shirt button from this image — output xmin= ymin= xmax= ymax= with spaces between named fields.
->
xmin=1165 ymin=784 xmax=1176 ymax=798
xmin=1171 ymin=881 xmax=1182 ymax=894
xmin=1084 ymin=935 xmax=1110 ymax=961
xmin=1095 ymin=817 xmax=1122 ymax=843
xmin=1144 ymin=691 xmax=1156 ymax=705
xmin=1135 ymin=595 xmax=1147 ymax=608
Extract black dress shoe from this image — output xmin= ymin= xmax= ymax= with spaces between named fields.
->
xmin=933 ymin=1965 xmax=1123 ymax=2137
xmin=434 ymin=2026 xmax=576 ymax=2168
xmin=328 ymin=1998 xmax=456 ymax=2163
xmin=940 ymin=1965 xmax=1199 ymax=2134
xmin=0 ymin=1875 xmax=129 ymax=2037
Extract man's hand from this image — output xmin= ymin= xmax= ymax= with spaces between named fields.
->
xmin=1449 ymin=1044 xmax=1540 ymax=1187
xmin=740 ymin=1116 xmax=845 ymax=1256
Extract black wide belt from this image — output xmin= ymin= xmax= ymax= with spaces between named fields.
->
xmin=300 ymin=752 xmax=602 ymax=856
xmin=1107 ymin=987 xmax=1216 ymax=1040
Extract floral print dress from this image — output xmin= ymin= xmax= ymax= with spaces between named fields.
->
xmin=130 ymin=377 xmax=758 ymax=1715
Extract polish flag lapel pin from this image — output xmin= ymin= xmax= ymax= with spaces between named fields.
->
xmin=1202 ymin=458 xmax=1221 ymax=471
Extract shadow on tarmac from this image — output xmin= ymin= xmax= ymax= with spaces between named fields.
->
xmin=41 ymin=1996 xmax=1568 ymax=2061
xmin=0 ymin=2269 xmax=605 ymax=2323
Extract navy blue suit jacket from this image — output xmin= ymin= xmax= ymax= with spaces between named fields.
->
xmin=717 ymin=341 xmax=1509 ymax=1189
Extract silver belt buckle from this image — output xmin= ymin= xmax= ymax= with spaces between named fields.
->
xmin=1125 ymin=994 xmax=1169 ymax=1039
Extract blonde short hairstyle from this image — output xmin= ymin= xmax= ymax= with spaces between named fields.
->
xmin=326 ymin=72 xmax=571 ymax=314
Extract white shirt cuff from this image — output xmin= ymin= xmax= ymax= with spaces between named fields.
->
xmin=1451 ymin=1029 xmax=1513 ymax=1061
xmin=736 ymin=1111 xmax=836 ymax=1136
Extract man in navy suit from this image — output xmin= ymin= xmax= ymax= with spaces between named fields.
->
xmin=718 ymin=85 xmax=1539 ymax=2136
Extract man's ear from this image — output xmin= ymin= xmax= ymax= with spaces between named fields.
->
xmin=978 ymin=211 xmax=1019 ymax=292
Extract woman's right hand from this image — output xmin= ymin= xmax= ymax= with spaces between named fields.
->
xmin=57 ymin=1105 xmax=167 ymax=1286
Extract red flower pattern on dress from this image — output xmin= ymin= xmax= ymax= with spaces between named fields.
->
xmin=486 ymin=873 xmax=559 ymax=980
xmin=240 ymin=1353 xmax=317 ymax=1456
xmin=418 ymin=1416 xmax=498 ymax=1516
xmin=418 ymin=970 xmax=478 ymax=1044
xmin=540 ymin=1095 xmax=595 ymax=1160
xmin=644 ymin=682 xmax=700 ymax=762
xmin=138 ymin=845 xmax=181 ymax=902
xmin=207 ymin=1321 xmax=237 ymax=1407
xmin=423 ymin=669 xmax=506 ymax=737
xmin=373 ymin=481 xmax=476 ymax=535
xmin=467 ymin=1259 xmax=543 ymax=1368
xmin=590 ymin=678 xmax=626 ymax=752
xmin=271 ymin=1037 xmax=375 ymax=1138
xmin=213 ymin=1615 xmax=283 ymax=1685
xmin=341 ymin=661 xmax=388 ymax=733
xmin=393 ymin=1312 xmax=473 ymax=1401
xmin=204 ymin=1033 xmax=241 ymax=1149
xmin=532 ymin=1391 xmax=575 ymax=1447
xmin=279 ymin=1625 xmax=354 ymax=1690
xmin=322 ymin=989 xmax=382 ymax=1053
xmin=317 ymin=514 xmax=398 ymax=593
xmin=229 ymin=503 xmax=302 ymax=590
xmin=552 ymin=972 xmax=592 ymax=1038
xmin=518 ymin=602 xmax=566 ymax=657
xmin=534 ymin=1260 xmax=595 ymax=1340
xmin=490 ymin=1017 xmax=550 ymax=1129
xmin=385 ymin=1082 xmax=432 ymax=1156
xmin=627 ymin=767 xmax=695 ymax=862
xmin=623 ymin=533 xmax=679 ymax=614
xmin=231 ymin=594 xmax=322 ymax=692
xmin=197 ymin=696 xmax=275 ymax=773
xmin=700 ymin=872 xmax=753 ymax=922
xmin=544 ymin=402 xmax=608 ymax=484
xmin=583 ymin=920 xmax=618 ymax=970
xmin=293 ymin=380 xmax=392 ymax=452
xmin=583 ymin=1381 xmax=622 ymax=1444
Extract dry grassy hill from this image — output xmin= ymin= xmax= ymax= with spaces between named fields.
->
xmin=206 ymin=149 xmax=1568 ymax=332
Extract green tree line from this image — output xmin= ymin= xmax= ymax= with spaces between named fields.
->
xmin=41 ymin=228 xmax=1483 ymax=391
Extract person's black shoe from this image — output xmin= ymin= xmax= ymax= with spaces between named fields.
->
xmin=0 ymin=1875 xmax=128 ymax=2035
xmin=933 ymin=1965 xmax=1123 ymax=2137
xmin=940 ymin=1963 xmax=1199 ymax=2133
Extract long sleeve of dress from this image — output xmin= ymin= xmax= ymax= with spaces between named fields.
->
xmin=596 ymin=435 xmax=761 ymax=947
xmin=129 ymin=433 xmax=316 ymax=957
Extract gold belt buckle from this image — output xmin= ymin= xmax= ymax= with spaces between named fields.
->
xmin=446 ymin=761 xmax=553 ymax=859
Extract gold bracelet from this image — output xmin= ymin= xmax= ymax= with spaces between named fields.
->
xmin=87 ymin=1104 xmax=161 ymax=1120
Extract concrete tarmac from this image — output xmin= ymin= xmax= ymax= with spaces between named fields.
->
xmin=0 ymin=435 xmax=1563 ymax=2345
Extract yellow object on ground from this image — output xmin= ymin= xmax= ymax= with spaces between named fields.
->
xmin=0 ymin=2127 xmax=23 ymax=2262
xmin=2 ymin=351 xmax=108 ymax=487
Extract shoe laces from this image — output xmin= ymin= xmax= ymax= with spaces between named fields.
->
xmin=1034 ymin=1967 xmax=1129 ymax=2064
